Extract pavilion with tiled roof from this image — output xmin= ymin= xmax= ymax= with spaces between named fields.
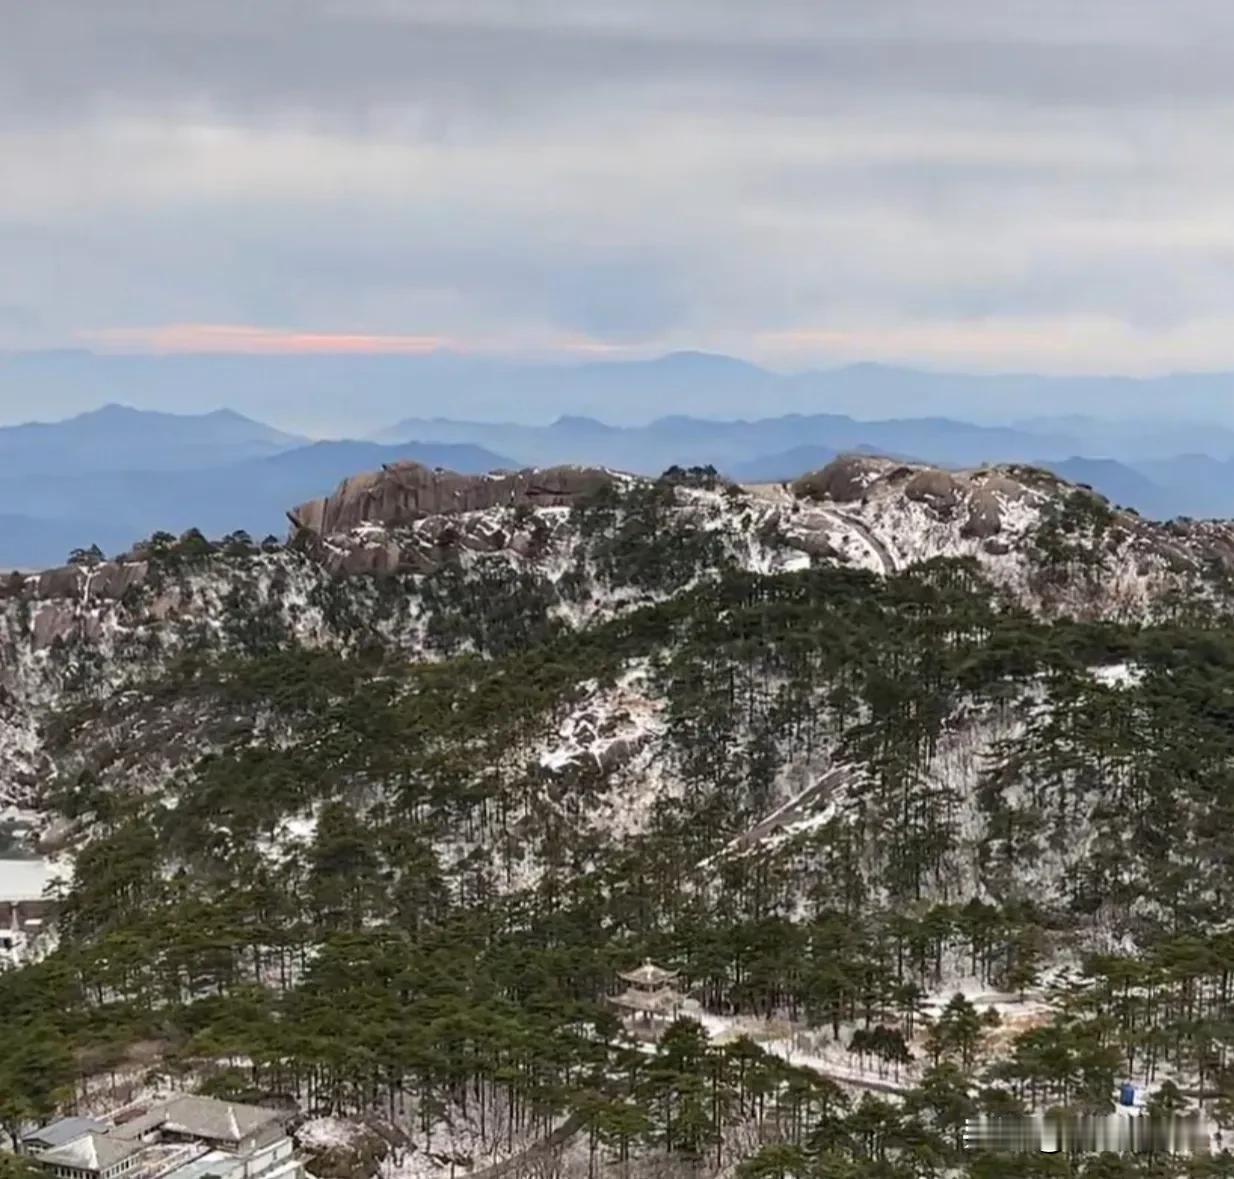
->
xmin=610 ymin=960 xmax=686 ymax=1025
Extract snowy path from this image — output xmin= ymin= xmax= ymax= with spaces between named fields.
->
xmin=731 ymin=766 xmax=852 ymax=852
xmin=698 ymin=766 xmax=853 ymax=868
xmin=816 ymin=507 xmax=899 ymax=574
xmin=693 ymin=1012 xmax=913 ymax=1097
xmin=464 ymin=1113 xmax=584 ymax=1179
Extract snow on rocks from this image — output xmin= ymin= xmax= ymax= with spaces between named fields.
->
xmin=0 ymin=706 xmax=42 ymax=809
xmin=4 ymin=454 xmax=1233 ymax=900
xmin=536 ymin=662 xmax=665 ymax=783
xmin=298 ymin=1118 xmax=368 ymax=1153
xmin=1090 ymin=662 xmax=1146 ymax=690
xmin=698 ymin=763 xmax=857 ymax=869
xmin=253 ymin=810 xmax=322 ymax=865
xmin=693 ymin=1009 xmax=919 ymax=1094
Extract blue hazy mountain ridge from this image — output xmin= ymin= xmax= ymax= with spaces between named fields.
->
xmin=0 ymin=402 xmax=306 ymax=475
xmin=16 ymin=349 xmax=1234 ymax=432
xmin=1014 ymin=415 xmax=1234 ymax=462
xmin=724 ymin=445 xmax=924 ymax=484
xmin=1132 ymin=454 xmax=1234 ymax=519
xmin=724 ymin=446 xmax=842 ymax=483
xmin=5 ymin=392 xmax=1234 ymax=570
xmin=1036 ymin=458 xmax=1175 ymax=518
xmin=375 ymin=412 xmax=1080 ymax=472
xmin=0 ymin=438 xmax=514 ymax=571
xmin=0 ymin=350 xmax=780 ymax=432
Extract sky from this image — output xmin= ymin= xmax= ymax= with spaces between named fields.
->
xmin=6 ymin=0 xmax=1234 ymax=421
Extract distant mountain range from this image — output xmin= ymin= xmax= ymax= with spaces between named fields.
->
xmin=15 ymin=348 xmax=1234 ymax=439
xmin=9 ymin=391 xmax=1234 ymax=569
xmin=0 ymin=402 xmax=306 ymax=476
xmin=0 ymin=407 xmax=512 ymax=568
xmin=372 ymin=411 xmax=1077 ymax=471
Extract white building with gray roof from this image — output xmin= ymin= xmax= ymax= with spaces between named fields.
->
xmin=22 ymin=1095 xmax=301 ymax=1179
xmin=35 ymin=1132 xmax=145 ymax=1179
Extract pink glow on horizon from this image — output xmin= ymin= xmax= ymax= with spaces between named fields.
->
xmin=85 ymin=324 xmax=451 ymax=355
xmin=81 ymin=324 xmax=638 ymax=358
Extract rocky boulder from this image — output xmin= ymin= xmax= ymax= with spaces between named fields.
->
xmin=297 ymin=1119 xmax=390 ymax=1179
xmin=289 ymin=462 xmax=614 ymax=537
xmin=32 ymin=566 xmax=86 ymax=599
xmin=88 ymin=562 xmax=149 ymax=601
xmin=905 ymin=469 xmax=961 ymax=512
xmin=963 ymin=471 xmax=1032 ymax=538
xmin=791 ymin=456 xmax=890 ymax=504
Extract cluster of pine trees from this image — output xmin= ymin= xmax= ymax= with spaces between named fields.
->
xmin=10 ymin=481 xmax=1234 ymax=1176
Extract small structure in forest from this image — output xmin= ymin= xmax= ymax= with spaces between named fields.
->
xmin=610 ymin=960 xmax=686 ymax=1031
xmin=0 ymin=857 xmax=59 ymax=964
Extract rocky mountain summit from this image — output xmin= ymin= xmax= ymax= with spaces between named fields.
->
xmin=5 ymin=453 xmax=1234 ymax=666
xmin=2 ymin=451 xmax=1232 ymax=822
xmin=786 ymin=454 xmax=1234 ymax=608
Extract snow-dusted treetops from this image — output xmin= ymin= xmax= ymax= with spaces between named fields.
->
xmin=6 ymin=454 xmax=1234 ymax=1177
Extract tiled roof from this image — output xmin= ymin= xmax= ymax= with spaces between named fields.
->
xmin=617 ymin=960 xmax=679 ymax=987
xmin=38 ymin=1132 xmax=144 ymax=1173
xmin=24 ymin=1117 xmax=109 ymax=1150
xmin=611 ymin=986 xmax=684 ymax=1013
xmin=117 ymin=1096 xmax=281 ymax=1145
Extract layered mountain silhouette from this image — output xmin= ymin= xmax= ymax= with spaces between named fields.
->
xmin=374 ymin=412 xmax=1075 ymax=472
xmin=16 ymin=348 xmax=1234 ymax=432
xmin=0 ymin=402 xmax=305 ymax=475
xmin=0 ymin=408 xmax=513 ymax=568
xmin=11 ymin=359 xmax=1234 ymax=567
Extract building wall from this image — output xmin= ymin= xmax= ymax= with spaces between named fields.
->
xmin=0 ymin=898 xmax=56 ymax=927
xmin=38 ymin=1149 xmax=140 ymax=1179
xmin=243 ymin=1136 xmax=294 ymax=1179
xmin=249 ymin=1124 xmax=290 ymax=1153
xmin=252 ymin=1156 xmax=303 ymax=1179
xmin=102 ymin=1155 xmax=141 ymax=1179
xmin=1 ymin=898 xmax=57 ymax=957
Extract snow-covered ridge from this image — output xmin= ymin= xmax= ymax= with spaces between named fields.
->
xmin=0 ymin=456 xmax=1224 ymax=701
xmin=0 ymin=453 xmax=1229 ymax=814
xmin=3 ymin=455 xmax=1228 ymax=682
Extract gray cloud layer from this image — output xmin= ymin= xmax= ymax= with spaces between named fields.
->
xmin=5 ymin=0 xmax=1234 ymax=400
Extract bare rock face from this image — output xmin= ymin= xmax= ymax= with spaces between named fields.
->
xmin=33 ymin=566 xmax=86 ymax=599
xmin=288 ymin=462 xmax=616 ymax=576
xmin=792 ymin=455 xmax=889 ymax=503
xmin=905 ymin=469 xmax=961 ymax=512
xmin=30 ymin=601 xmax=78 ymax=651
xmin=963 ymin=472 xmax=1028 ymax=538
xmin=88 ymin=562 xmax=149 ymax=601
xmin=289 ymin=462 xmax=614 ymax=537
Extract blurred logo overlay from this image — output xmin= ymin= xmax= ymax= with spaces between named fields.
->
xmin=963 ymin=1114 xmax=1216 ymax=1156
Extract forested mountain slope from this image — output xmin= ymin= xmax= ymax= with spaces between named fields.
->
xmin=6 ymin=456 xmax=1234 ymax=1177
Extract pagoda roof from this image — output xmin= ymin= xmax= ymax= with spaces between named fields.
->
xmin=610 ymin=986 xmax=684 ymax=1014
xmin=618 ymin=960 xmax=679 ymax=987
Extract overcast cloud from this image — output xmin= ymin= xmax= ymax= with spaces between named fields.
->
xmin=5 ymin=0 xmax=1234 ymax=406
